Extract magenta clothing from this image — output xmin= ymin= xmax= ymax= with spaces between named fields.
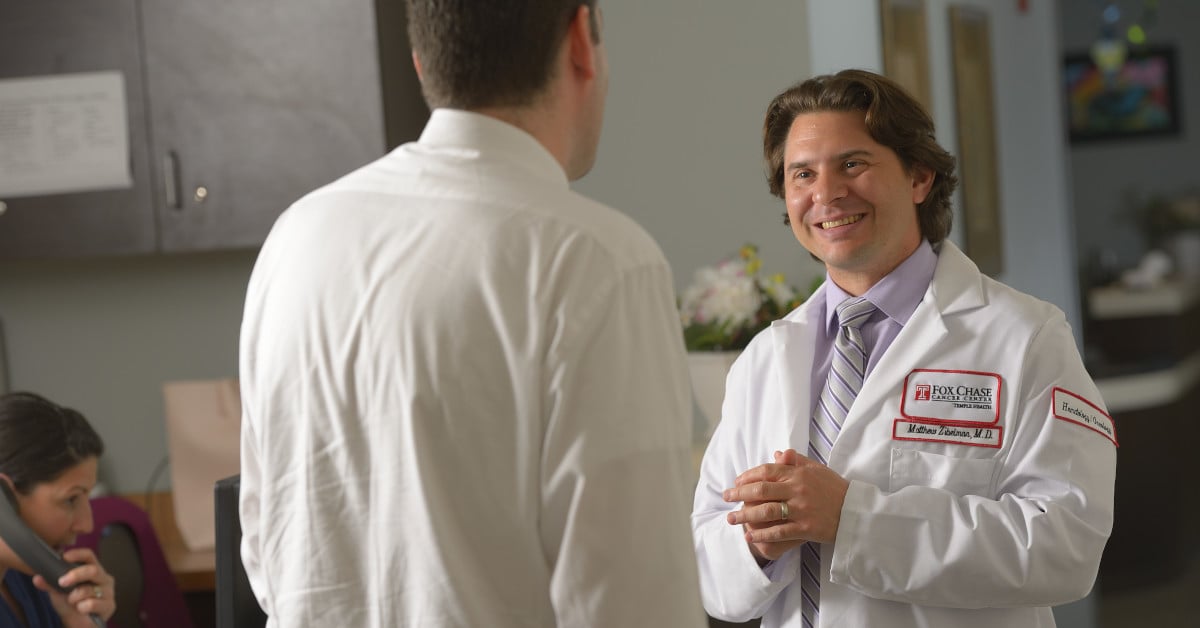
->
xmin=70 ymin=496 xmax=193 ymax=628
xmin=808 ymin=240 xmax=938 ymax=417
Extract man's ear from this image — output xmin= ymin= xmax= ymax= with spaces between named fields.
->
xmin=565 ymin=5 xmax=597 ymax=80
xmin=910 ymin=165 xmax=935 ymax=205
xmin=411 ymin=50 xmax=424 ymax=82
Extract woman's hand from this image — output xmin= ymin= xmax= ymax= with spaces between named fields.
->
xmin=32 ymin=547 xmax=116 ymax=627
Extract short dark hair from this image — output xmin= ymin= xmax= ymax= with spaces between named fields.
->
xmin=0 ymin=392 xmax=104 ymax=494
xmin=406 ymin=0 xmax=599 ymax=110
xmin=763 ymin=69 xmax=958 ymax=244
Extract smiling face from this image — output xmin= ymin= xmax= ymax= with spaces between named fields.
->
xmin=783 ymin=110 xmax=933 ymax=295
xmin=9 ymin=457 xmax=98 ymax=555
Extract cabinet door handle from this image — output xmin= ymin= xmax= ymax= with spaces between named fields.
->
xmin=162 ymin=151 xmax=182 ymax=210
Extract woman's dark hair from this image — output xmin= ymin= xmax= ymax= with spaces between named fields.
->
xmin=763 ymin=69 xmax=958 ymax=244
xmin=0 ymin=392 xmax=104 ymax=494
xmin=406 ymin=0 xmax=599 ymax=109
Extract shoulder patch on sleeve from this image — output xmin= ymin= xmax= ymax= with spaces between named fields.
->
xmin=1052 ymin=387 xmax=1117 ymax=446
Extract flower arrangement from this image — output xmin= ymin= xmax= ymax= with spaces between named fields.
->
xmin=679 ymin=244 xmax=810 ymax=351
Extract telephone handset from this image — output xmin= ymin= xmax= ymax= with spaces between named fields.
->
xmin=0 ymin=482 xmax=105 ymax=627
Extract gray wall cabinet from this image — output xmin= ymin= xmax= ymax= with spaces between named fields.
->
xmin=0 ymin=0 xmax=158 ymax=257
xmin=0 ymin=0 xmax=424 ymax=259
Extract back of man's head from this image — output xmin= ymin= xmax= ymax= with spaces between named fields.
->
xmin=407 ymin=0 xmax=599 ymax=111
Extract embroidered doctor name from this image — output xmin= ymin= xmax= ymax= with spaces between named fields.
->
xmin=1052 ymin=388 xmax=1118 ymax=446
xmin=901 ymin=369 xmax=1002 ymax=424
xmin=893 ymin=419 xmax=1003 ymax=448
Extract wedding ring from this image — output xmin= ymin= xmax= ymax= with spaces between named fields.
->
xmin=779 ymin=501 xmax=790 ymax=521
xmin=93 ymin=586 xmax=103 ymax=600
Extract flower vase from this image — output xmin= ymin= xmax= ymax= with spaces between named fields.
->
xmin=687 ymin=350 xmax=741 ymax=442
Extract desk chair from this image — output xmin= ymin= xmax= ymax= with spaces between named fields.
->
xmin=214 ymin=475 xmax=267 ymax=628
xmin=73 ymin=496 xmax=194 ymax=628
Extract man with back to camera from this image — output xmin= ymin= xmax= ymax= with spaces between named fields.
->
xmin=238 ymin=2 xmax=707 ymax=626
xmin=692 ymin=69 xmax=1116 ymax=627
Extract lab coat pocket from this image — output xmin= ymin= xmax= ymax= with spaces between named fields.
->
xmin=888 ymin=448 xmax=997 ymax=497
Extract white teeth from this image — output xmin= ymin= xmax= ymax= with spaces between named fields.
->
xmin=821 ymin=214 xmax=863 ymax=229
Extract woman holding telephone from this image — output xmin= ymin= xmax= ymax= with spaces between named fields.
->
xmin=0 ymin=392 xmax=115 ymax=628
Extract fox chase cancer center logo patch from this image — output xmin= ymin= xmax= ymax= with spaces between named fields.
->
xmin=901 ymin=369 xmax=1002 ymax=424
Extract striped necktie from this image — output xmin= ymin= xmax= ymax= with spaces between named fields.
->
xmin=801 ymin=296 xmax=876 ymax=628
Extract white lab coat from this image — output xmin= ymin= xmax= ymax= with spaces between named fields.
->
xmin=693 ymin=241 xmax=1116 ymax=628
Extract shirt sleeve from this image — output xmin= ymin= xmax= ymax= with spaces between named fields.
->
xmin=238 ymin=393 xmax=273 ymax=619
xmin=539 ymin=261 xmax=708 ymax=628
xmin=691 ymin=340 xmax=801 ymax=622
xmin=829 ymin=315 xmax=1117 ymax=608
xmin=238 ymin=263 xmax=274 ymax=621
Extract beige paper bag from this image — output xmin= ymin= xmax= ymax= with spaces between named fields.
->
xmin=162 ymin=378 xmax=242 ymax=551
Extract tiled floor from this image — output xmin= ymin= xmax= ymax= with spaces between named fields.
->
xmin=1098 ymin=551 xmax=1200 ymax=627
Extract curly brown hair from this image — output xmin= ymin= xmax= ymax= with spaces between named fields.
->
xmin=763 ymin=69 xmax=957 ymax=244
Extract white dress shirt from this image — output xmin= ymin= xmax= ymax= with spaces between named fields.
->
xmin=240 ymin=109 xmax=706 ymax=627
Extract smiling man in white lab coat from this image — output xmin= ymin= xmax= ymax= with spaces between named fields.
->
xmin=692 ymin=70 xmax=1116 ymax=627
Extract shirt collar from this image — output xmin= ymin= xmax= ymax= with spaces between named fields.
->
xmin=823 ymin=239 xmax=937 ymax=330
xmin=417 ymin=108 xmax=569 ymax=187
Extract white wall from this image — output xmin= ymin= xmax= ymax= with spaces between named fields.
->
xmin=0 ymin=251 xmax=254 ymax=494
xmin=576 ymin=0 xmax=827 ymax=296
xmin=807 ymin=0 xmax=883 ymax=74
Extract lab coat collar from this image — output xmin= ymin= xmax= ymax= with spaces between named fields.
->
xmin=769 ymin=283 xmax=825 ymax=450
xmin=926 ymin=239 xmax=988 ymax=316
xmin=767 ymin=240 xmax=987 ymax=461
xmin=418 ymin=108 xmax=570 ymax=188
xmin=772 ymin=239 xmax=984 ymax=340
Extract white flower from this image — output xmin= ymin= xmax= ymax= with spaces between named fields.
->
xmin=758 ymin=273 xmax=797 ymax=306
xmin=680 ymin=259 xmax=761 ymax=327
xmin=679 ymin=243 xmax=808 ymax=351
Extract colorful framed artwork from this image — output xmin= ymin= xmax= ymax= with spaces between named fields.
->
xmin=1064 ymin=46 xmax=1180 ymax=142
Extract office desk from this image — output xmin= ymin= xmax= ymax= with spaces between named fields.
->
xmin=118 ymin=491 xmax=215 ymax=592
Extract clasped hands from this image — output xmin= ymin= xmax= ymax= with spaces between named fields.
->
xmin=722 ymin=448 xmax=850 ymax=563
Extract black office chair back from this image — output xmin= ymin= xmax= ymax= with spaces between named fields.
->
xmin=214 ymin=475 xmax=267 ymax=628
xmin=73 ymin=496 xmax=193 ymax=628
xmin=97 ymin=522 xmax=145 ymax=628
